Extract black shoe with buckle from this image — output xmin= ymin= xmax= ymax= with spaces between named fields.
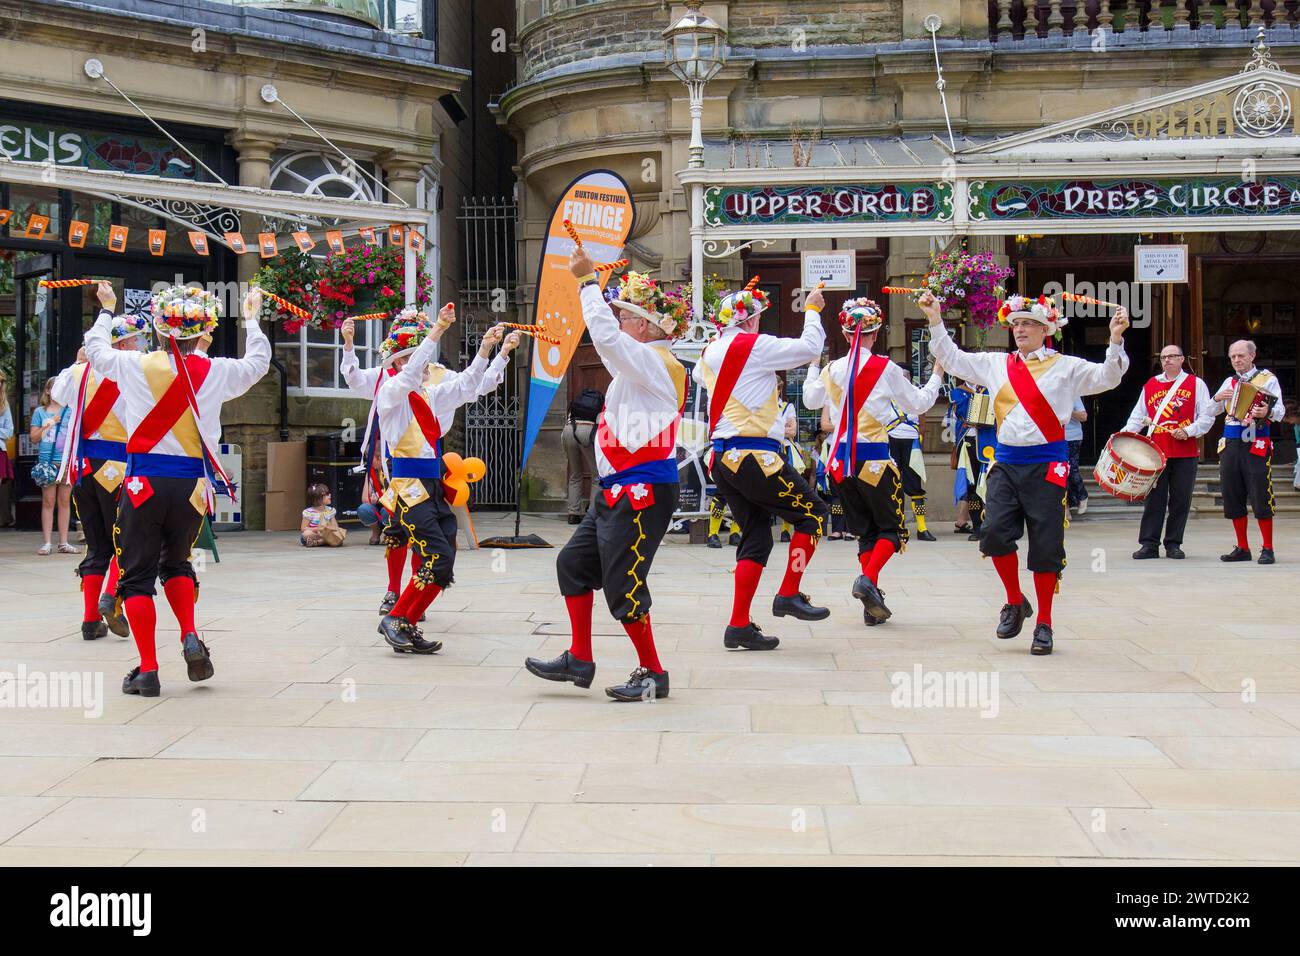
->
xmin=181 ymin=632 xmax=214 ymax=682
xmin=916 ymin=530 xmax=937 ymax=542
xmin=728 ymin=532 xmax=741 ymax=546
xmin=1259 ymin=548 xmax=1276 ymax=565
xmin=378 ymin=590 xmax=398 ymax=614
xmin=996 ymin=596 xmax=1034 ymax=640
xmin=706 ymin=534 xmax=722 ymax=549
xmin=524 ymin=650 xmax=595 ymax=688
xmin=1165 ymin=546 xmax=1186 ymax=560
xmin=81 ymin=620 xmax=107 ymax=641
xmin=862 ymin=608 xmax=883 ymax=627
xmin=1220 ymin=546 xmax=1252 ymax=563
xmin=1030 ymin=623 xmax=1054 ymax=655
xmin=1132 ymin=546 xmax=1160 ymax=560
xmin=567 ymin=514 xmax=582 ymax=525
xmin=98 ymin=593 xmax=129 ymax=637
xmin=724 ymin=622 xmax=779 ymax=651
xmin=605 ymin=666 xmax=669 ymax=702
xmin=393 ymin=624 xmax=442 ymax=654
xmin=121 ymin=666 xmax=160 ymax=697
xmin=772 ymin=592 xmax=830 ymax=621
xmin=378 ymin=615 xmax=413 ymax=650
xmin=851 ymin=574 xmax=891 ymax=622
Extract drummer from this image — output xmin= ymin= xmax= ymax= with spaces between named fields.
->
xmin=922 ymin=291 xmax=1129 ymax=656
xmin=1212 ymin=339 xmax=1285 ymax=565
xmin=1123 ymin=344 xmax=1216 ymax=560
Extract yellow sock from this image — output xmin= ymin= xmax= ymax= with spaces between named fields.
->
xmin=911 ymin=498 xmax=928 ymax=533
xmin=709 ymin=512 xmax=724 ymax=536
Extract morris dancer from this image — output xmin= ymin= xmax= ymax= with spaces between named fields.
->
xmin=1124 ymin=344 xmax=1215 ymax=560
xmin=803 ymin=298 xmax=943 ymax=626
xmin=886 ymin=367 xmax=936 ymax=542
xmin=340 ymin=312 xmax=514 ymax=612
xmin=1212 ymin=339 xmax=1285 ymax=565
xmin=374 ymin=310 xmax=516 ymax=653
xmin=525 ymin=253 xmax=688 ymax=700
xmin=52 ymin=318 xmax=147 ymax=641
xmin=85 ymin=283 xmax=269 ymax=696
xmin=694 ymin=281 xmax=829 ymax=651
xmin=923 ymin=291 xmax=1129 ymax=655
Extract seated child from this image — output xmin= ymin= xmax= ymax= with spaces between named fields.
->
xmin=301 ymin=482 xmax=346 ymax=547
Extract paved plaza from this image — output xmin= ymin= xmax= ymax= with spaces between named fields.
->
xmin=1 ymin=514 xmax=1299 ymax=867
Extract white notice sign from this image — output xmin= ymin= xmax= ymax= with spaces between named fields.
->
xmin=1134 ymin=245 xmax=1188 ymax=283
xmin=801 ymin=251 xmax=856 ymax=291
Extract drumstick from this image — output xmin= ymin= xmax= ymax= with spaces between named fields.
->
xmin=259 ymin=290 xmax=312 ymax=321
xmin=562 ymin=219 xmax=582 ymax=248
xmin=595 ymin=259 xmax=628 ymax=273
xmin=38 ymin=279 xmax=99 ymax=288
xmin=1061 ymin=292 xmax=1123 ymax=310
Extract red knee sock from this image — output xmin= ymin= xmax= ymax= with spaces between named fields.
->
xmin=1259 ymin=518 xmax=1273 ymax=551
xmin=105 ymin=556 xmax=120 ymax=596
xmin=991 ymin=553 xmax=1023 ymax=604
xmin=1233 ymin=516 xmax=1249 ymax=550
xmin=777 ymin=531 xmax=817 ymax=597
xmin=162 ymin=576 xmax=196 ymax=638
xmin=410 ymin=548 xmax=420 ymax=577
xmin=81 ymin=574 xmax=105 ymax=623
xmin=731 ymin=559 xmax=764 ymax=627
xmin=1032 ymin=572 xmax=1056 ymax=628
xmin=386 ymin=545 xmax=408 ymax=593
xmin=623 ymin=616 xmax=663 ymax=673
xmin=860 ymin=539 xmax=896 ymax=585
xmin=123 ymin=595 xmax=158 ymax=672
xmin=565 ymin=592 xmax=594 ymax=662
xmin=390 ymin=577 xmax=441 ymax=623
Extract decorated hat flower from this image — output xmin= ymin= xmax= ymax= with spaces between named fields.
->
xmin=151 ymin=286 xmax=221 ymax=340
xmin=379 ymin=310 xmax=432 ymax=367
xmin=838 ymin=297 xmax=885 ymax=335
xmin=110 ymin=313 xmax=150 ymax=345
xmin=716 ymin=277 xmax=771 ymax=328
xmin=996 ymin=293 xmax=1066 ymax=336
xmin=606 ymin=271 xmax=684 ymax=339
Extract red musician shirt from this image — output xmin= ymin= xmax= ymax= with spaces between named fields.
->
xmin=1122 ymin=371 xmax=1215 ymax=459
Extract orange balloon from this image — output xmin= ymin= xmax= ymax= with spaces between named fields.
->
xmin=441 ymin=452 xmax=486 ymax=507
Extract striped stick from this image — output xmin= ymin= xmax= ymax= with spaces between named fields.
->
xmin=503 ymin=322 xmax=561 ymax=344
xmin=260 ymin=290 xmax=312 ymax=321
xmin=1061 ymin=291 xmax=1123 ymax=309
xmin=38 ymin=279 xmax=99 ymax=288
xmin=595 ymin=259 xmax=628 ymax=273
xmin=743 ymin=275 xmax=761 ymax=293
xmin=347 ymin=312 xmax=391 ymax=322
xmin=562 ymin=219 xmax=582 ymax=248
xmin=881 ymin=286 xmax=924 ymax=295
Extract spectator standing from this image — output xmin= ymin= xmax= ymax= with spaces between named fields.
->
xmin=1065 ymin=396 xmax=1089 ymax=515
xmin=30 ymin=377 xmax=76 ymax=555
xmin=562 ymin=386 xmax=602 ymax=525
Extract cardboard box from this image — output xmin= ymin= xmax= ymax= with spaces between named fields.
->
xmin=264 ymin=490 xmax=304 ymax=532
xmin=266 ymin=441 xmax=307 ymax=493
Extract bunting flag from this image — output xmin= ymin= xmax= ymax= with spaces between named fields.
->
xmin=407 ymin=229 xmax=425 ymax=252
xmin=108 ymin=225 xmax=128 ymax=253
xmin=325 ymin=230 xmax=345 ymax=254
xmin=68 ymin=221 xmax=89 ymax=248
xmin=224 ymin=232 xmax=247 ymax=254
xmin=387 ymin=224 xmax=404 ymax=246
xmin=292 ymin=231 xmax=315 ymax=252
xmin=358 ymin=226 xmax=377 ymax=245
xmin=0 ymin=210 xmax=11 ymax=226
xmin=148 ymin=229 xmax=166 ymax=256
xmin=188 ymin=232 xmax=209 ymax=255
xmin=24 ymin=214 xmax=50 ymax=239
xmin=521 ymin=169 xmax=634 ymax=467
xmin=258 ymin=233 xmax=278 ymax=258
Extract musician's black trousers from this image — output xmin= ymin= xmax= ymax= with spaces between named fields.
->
xmin=712 ymin=453 xmax=828 ymax=566
xmin=888 ymin=437 xmax=925 ymax=498
xmin=114 ymin=479 xmax=202 ymax=599
xmin=980 ymin=462 xmax=1067 ymax=574
xmin=390 ymin=485 xmax=458 ymax=589
xmin=835 ymin=468 xmax=907 ymax=554
xmin=72 ymin=461 xmax=121 ymax=578
xmin=557 ymin=482 xmax=678 ymax=623
xmin=1138 ymin=456 xmax=1199 ymax=548
xmin=1219 ymin=439 xmax=1274 ymax=521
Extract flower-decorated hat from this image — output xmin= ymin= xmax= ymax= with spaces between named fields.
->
xmin=152 ymin=286 xmax=221 ymax=340
xmin=110 ymin=313 xmax=150 ymax=345
xmin=716 ymin=277 xmax=770 ymax=328
xmin=997 ymin=294 xmax=1066 ymax=335
xmin=838 ymin=297 xmax=885 ymax=336
xmin=380 ymin=310 xmax=432 ymax=367
xmin=605 ymin=272 xmax=687 ymax=339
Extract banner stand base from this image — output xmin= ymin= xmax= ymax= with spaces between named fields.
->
xmin=478 ymin=534 xmax=552 ymax=549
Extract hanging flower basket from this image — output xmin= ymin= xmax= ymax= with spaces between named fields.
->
xmin=916 ymin=251 xmax=1013 ymax=333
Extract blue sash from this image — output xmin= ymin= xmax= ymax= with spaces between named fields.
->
xmin=81 ymin=439 xmax=126 ymax=462
xmin=833 ymin=440 xmax=890 ymax=464
xmin=712 ymin=436 xmax=781 ymax=455
xmin=388 ymin=457 xmax=442 ymax=479
xmin=126 ymin=453 xmax=205 ymax=479
xmin=994 ymin=440 xmax=1068 ymax=465
xmin=599 ymin=458 xmax=678 ymax=490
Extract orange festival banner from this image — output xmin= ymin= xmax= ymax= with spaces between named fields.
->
xmin=24 ymin=214 xmax=50 ymax=240
xmin=521 ymin=169 xmax=634 ymax=465
xmin=188 ymin=232 xmax=210 ymax=255
xmin=107 ymin=225 xmax=128 ymax=253
xmin=148 ymin=229 xmax=167 ymax=256
xmin=68 ymin=221 xmax=89 ymax=248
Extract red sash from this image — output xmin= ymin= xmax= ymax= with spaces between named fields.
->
xmin=127 ymin=356 xmax=211 ymax=453
xmin=407 ymin=391 xmax=443 ymax=449
xmin=81 ymin=376 xmax=121 ymax=438
xmin=829 ymin=352 xmax=890 ymax=480
xmin=1005 ymin=354 xmax=1064 ymax=443
xmin=708 ymin=332 xmax=759 ymax=436
xmin=597 ymin=415 xmax=679 ymax=471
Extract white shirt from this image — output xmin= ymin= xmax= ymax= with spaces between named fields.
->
xmin=803 ymin=354 xmax=940 ymax=452
xmin=84 ymin=308 xmax=270 ymax=458
xmin=693 ymin=308 xmax=826 ymax=442
xmin=342 ymin=344 xmax=509 ymax=435
xmin=51 ymin=359 xmax=132 ymax=444
xmin=375 ymin=334 xmax=491 ymax=463
xmin=1122 ymin=370 xmax=1216 ymax=437
xmin=1213 ymin=366 xmax=1285 ymax=426
xmin=928 ymin=325 xmax=1129 ymax=447
xmin=579 ymin=284 xmax=684 ymax=479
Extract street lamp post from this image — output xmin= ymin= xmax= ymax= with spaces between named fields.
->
xmin=663 ymin=1 xmax=726 ymax=320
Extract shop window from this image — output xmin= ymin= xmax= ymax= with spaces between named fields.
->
xmin=276 ymin=317 xmax=381 ymax=397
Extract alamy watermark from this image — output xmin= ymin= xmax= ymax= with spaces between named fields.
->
xmin=890 ymin=665 xmax=1000 ymax=719
xmin=0 ymin=665 xmax=103 ymax=718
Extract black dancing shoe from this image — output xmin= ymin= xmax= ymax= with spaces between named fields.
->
xmin=706 ymin=534 xmax=722 ymax=549
xmin=851 ymin=574 xmax=892 ymax=622
xmin=378 ymin=590 xmax=399 ymax=615
xmin=1220 ymin=546 xmax=1252 ymax=563
xmin=1030 ymin=623 xmax=1054 ymax=656
xmin=780 ymin=530 xmax=791 ymax=543
xmin=1132 ymin=546 xmax=1160 ymax=560
xmin=98 ymin=593 xmax=130 ymax=637
xmin=728 ymin=532 xmax=741 ymax=546
xmin=81 ymin=620 xmax=107 ymax=641
xmin=996 ymin=596 xmax=1034 ymax=640
xmin=916 ymin=530 xmax=937 ymax=542
xmin=772 ymin=592 xmax=830 ymax=622
xmin=953 ymin=524 xmax=973 ymax=534
xmin=567 ymin=514 xmax=582 ymax=525
xmin=862 ymin=608 xmax=883 ymax=627
xmin=393 ymin=625 xmax=443 ymax=655
xmin=524 ymin=650 xmax=595 ymax=689
xmin=1259 ymin=548 xmax=1276 ymax=565
xmin=968 ymin=530 xmax=983 ymax=541
xmin=378 ymin=615 xmax=413 ymax=650
xmin=724 ymin=622 xmax=780 ymax=651
xmin=181 ymin=633 xmax=214 ymax=682
xmin=122 ymin=666 xmax=160 ymax=697
xmin=606 ymin=666 xmax=669 ymax=702
xmin=1165 ymin=546 xmax=1186 ymax=560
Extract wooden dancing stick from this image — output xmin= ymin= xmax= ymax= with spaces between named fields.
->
xmin=347 ymin=312 xmax=391 ymax=322
xmin=881 ymin=286 xmax=924 ymax=295
xmin=259 ymin=290 xmax=312 ymax=321
xmin=562 ymin=219 xmax=583 ymax=248
xmin=38 ymin=279 xmax=98 ymax=288
xmin=502 ymin=322 xmax=561 ymax=344
xmin=1061 ymin=291 xmax=1123 ymax=309
xmin=595 ymin=259 xmax=628 ymax=273
xmin=743 ymin=275 xmax=761 ymax=293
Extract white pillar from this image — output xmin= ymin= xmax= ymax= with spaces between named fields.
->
xmin=691 ymin=181 xmax=705 ymax=321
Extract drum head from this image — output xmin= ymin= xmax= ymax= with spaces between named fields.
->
xmin=1111 ymin=433 xmax=1164 ymax=470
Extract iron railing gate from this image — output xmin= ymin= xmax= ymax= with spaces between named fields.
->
xmin=458 ymin=196 xmax=520 ymax=507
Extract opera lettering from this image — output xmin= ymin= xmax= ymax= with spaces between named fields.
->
xmin=971 ymin=177 xmax=1300 ymax=221
xmin=704 ymin=183 xmax=949 ymax=226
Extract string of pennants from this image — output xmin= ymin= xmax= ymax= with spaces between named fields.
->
xmin=0 ymin=208 xmax=425 ymax=258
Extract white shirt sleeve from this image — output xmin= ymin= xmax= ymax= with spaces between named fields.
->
xmin=801 ymin=363 xmax=827 ymax=410
xmin=84 ymin=309 xmax=140 ymax=385
xmin=209 ymin=318 xmax=271 ymax=401
xmin=476 ymin=351 xmax=511 ymax=399
xmin=890 ymin=370 xmax=942 ymax=416
xmin=340 ymin=346 xmax=381 ymax=398
xmin=378 ymin=333 xmax=440 ymax=412
xmin=1069 ymin=342 xmax=1129 ymax=396
xmin=1263 ymin=374 xmax=1285 ymax=422
xmin=50 ymin=363 xmax=82 ymax=407
xmin=580 ymin=284 xmax=670 ymax=394
xmin=925 ymin=323 xmax=1001 ymax=389
xmin=429 ymin=353 xmax=492 ymax=416
xmin=753 ymin=309 xmax=826 ymax=371
xmin=1122 ymin=392 xmax=1148 ymax=433
xmin=1186 ymin=377 xmax=1216 ymax=438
